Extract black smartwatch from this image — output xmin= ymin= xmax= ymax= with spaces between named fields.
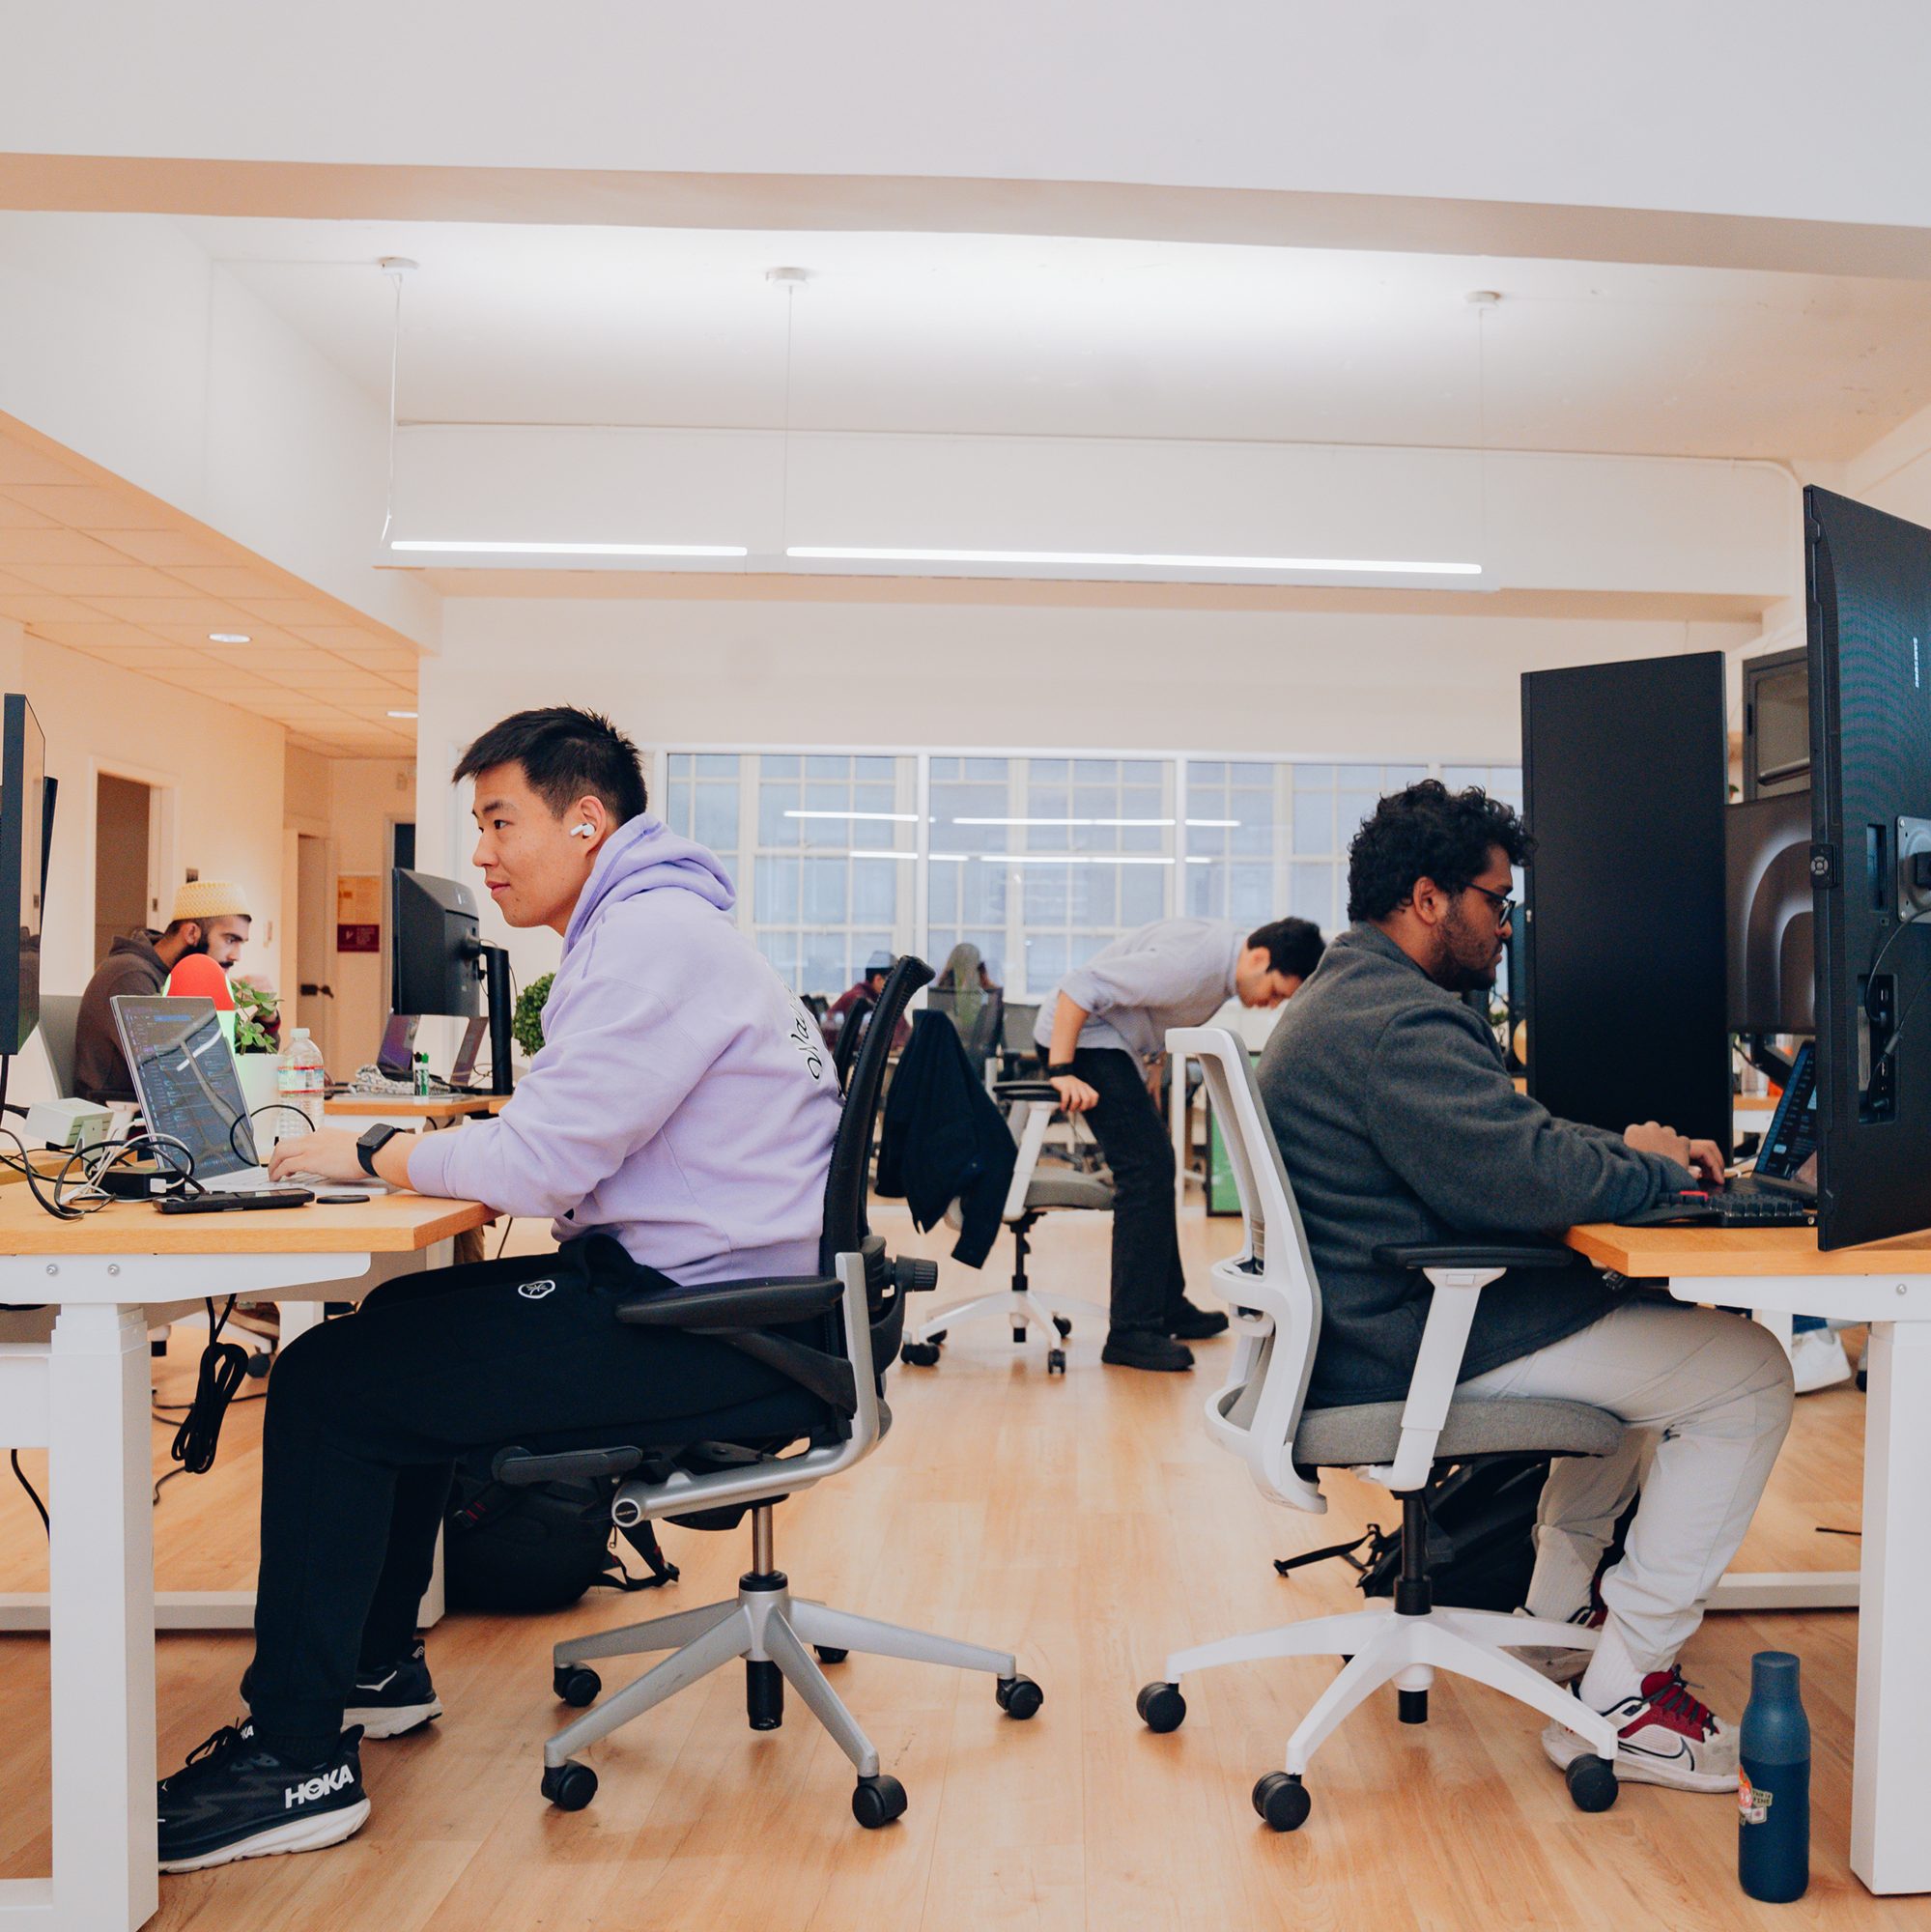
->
xmin=356 ymin=1122 xmax=402 ymax=1177
xmin=1046 ymin=1062 xmax=1079 ymax=1078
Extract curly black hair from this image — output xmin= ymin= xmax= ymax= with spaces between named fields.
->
xmin=1346 ymin=780 xmax=1532 ymax=923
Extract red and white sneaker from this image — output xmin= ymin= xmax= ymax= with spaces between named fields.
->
xmin=1543 ymin=1668 xmax=1738 ymax=1792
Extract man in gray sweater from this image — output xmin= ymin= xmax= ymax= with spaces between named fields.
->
xmin=1259 ymin=780 xmax=1792 ymax=1797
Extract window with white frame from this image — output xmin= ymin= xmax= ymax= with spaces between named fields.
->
xmin=663 ymin=753 xmax=744 ymax=884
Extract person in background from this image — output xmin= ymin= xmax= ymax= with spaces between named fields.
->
xmin=823 ymin=950 xmax=910 ymax=1054
xmin=1035 ymin=915 xmax=1324 ymax=1373
xmin=71 ymin=880 xmax=252 ymax=1102
xmin=1259 ymin=779 xmax=1793 ymax=1797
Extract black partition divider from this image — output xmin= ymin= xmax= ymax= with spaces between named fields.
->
xmin=1520 ymin=653 xmax=1730 ymax=1151
xmin=1806 ymin=487 xmax=1931 ymax=1250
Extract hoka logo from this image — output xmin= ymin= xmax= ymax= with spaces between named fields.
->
xmin=518 ymin=1279 xmax=557 ymax=1300
xmin=285 ymin=1763 xmax=354 ymax=1809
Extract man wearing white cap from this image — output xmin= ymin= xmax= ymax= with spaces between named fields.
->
xmin=73 ymin=880 xmax=253 ymax=1102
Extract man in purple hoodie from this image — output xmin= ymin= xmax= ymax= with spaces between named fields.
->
xmin=154 ymin=707 xmax=841 ymax=1876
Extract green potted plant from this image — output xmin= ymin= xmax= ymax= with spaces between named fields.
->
xmin=230 ymin=975 xmax=285 ymax=1117
xmin=513 ymin=972 xmax=554 ymax=1061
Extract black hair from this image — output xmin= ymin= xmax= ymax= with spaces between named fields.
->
xmin=1245 ymin=916 xmax=1326 ymax=980
xmin=1347 ymin=779 xmax=1532 ymax=923
xmin=453 ymin=706 xmax=648 ymax=826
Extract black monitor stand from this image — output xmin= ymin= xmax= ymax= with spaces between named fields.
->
xmin=463 ymin=938 xmax=517 ymax=1096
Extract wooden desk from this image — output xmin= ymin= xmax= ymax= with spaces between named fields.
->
xmin=1568 ymin=1218 xmax=1931 ymax=1895
xmin=324 ymin=1091 xmax=503 ymax=1125
xmin=0 ymin=1187 xmax=491 ymax=1932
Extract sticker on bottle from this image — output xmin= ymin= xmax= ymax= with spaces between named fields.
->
xmin=1739 ymin=1772 xmax=1773 ymax=1825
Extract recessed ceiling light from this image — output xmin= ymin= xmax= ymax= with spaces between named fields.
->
xmin=207 ymin=631 xmax=251 ymax=643
xmin=386 ymin=709 xmax=418 ymax=719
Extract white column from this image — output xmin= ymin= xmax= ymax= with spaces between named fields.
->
xmin=48 ymin=1301 xmax=157 ymax=1931
xmin=1851 ymin=1318 xmax=1931 ymax=1894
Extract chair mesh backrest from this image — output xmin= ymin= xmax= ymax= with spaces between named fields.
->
xmin=830 ymin=994 xmax=873 ymax=1089
xmin=35 ymin=993 xmax=82 ymax=1096
xmin=819 ymin=954 xmax=932 ymax=1272
xmin=926 ymin=984 xmax=1003 ymax=1073
xmin=1171 ymin=1026 xmax=1325 ymax=1442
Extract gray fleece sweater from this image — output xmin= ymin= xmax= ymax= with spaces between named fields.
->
xmin=1033 ymin=918 xmax=1242 ymax=1067
xmin=1256 ymin=923 xmax=1691 ymax=1407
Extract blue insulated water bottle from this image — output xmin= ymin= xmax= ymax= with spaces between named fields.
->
xmin=1739 ymin=1650 xmax=1809 ymax=1903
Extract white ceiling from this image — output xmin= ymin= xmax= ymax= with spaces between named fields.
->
xmin=0 ymin=423 xmax=421 ymax=756
xmin=187 ymin=219 xmax=1931 ymax=463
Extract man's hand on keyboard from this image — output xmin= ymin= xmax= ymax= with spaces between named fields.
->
xmin=266 ymin=1129 xmax=365 ymax=1185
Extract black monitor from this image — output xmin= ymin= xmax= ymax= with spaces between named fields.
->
xmin=1520 ymin=653 xmax=1731 ymax=1151
xmin=1727 ymin=790 xmax=1815 ymax=1036
xmin=0 ymin=695 xmax=46 ymax=1056
xmin=389 ymin=867 xmax=514 ymax=1094
xmin=1805 ymin=486 xmax=1931 ymax=1247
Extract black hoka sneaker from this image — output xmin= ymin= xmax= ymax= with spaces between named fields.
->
xmin=1167 ymin=1299 xmax=1230 ymax=1341
xmin=344 ymin=1639 xmax=443 ymax=1739
xmin=157 ymin=1720 xmax=368 ymax=1873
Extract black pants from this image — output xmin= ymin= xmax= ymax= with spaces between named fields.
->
xmin=1073 ymin=1046 xmax=1188 ymax=1336
xmin=243 ymin=1243 xmax=801 ymax=1764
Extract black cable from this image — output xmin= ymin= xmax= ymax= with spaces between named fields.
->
xmin=494 ymin=1216 xmax=515 ymax=1260
xmin=1865 ymin=904 xmax=1927 ymax=1019
xmin=168 ymin=1298 xmax=251 ymax=1476
xmin=233 ymin=1101 xmax=320 ymax=1165
xmin=9 ymin=1449 xmax=48 ymax=1538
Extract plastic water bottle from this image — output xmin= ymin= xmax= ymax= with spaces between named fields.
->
xmin=1739 ymin=1650 xmax=1809 ymax=1903
xmin=275 ymin=1027 xmax=327 ymax=1138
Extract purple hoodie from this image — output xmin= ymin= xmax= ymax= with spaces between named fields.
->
xmin=408 ymin=815 xmax=840 ymax=1285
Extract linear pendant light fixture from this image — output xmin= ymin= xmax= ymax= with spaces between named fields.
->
xmin=388 ymin=539 xmax=749 ymax=557
xmin=785 ymin=547 xmax=1482 ymax=577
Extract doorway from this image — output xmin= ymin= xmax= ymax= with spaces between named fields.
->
xmin=296 ymin=834 xmax=335 ymax=1067
xmin=93 ymin=773 xmax=159 ymax=967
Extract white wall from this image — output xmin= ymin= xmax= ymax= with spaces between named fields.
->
xmin=3 ymin=621 xmax=288 ymax=1095
xmin=326 ymin=758 xmax=416 ymax=1067
xmin=414 ymin=591 xmax=1756 ymax=993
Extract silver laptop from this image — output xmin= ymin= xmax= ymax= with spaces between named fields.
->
xmin=110 ymin=994 xmax=375 ymax=1195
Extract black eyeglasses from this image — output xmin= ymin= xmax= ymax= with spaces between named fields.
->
xmin=1462 ymin=882 xmax=1517 ymax=928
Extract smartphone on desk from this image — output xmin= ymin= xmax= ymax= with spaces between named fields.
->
xmin=157 ymin=1189 xmax=315 ymax=1214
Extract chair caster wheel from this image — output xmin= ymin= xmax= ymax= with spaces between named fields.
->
xmin=1013 ymin=1322 xmax=1028 ymax=1343
xmin=996 ymin=1674 xmax=1043 ymax=1719
xmin=553 ymin=1664 xmax=602 ymax=1707
xmin=1136 ymin=1681 xmax=1186 ymax=1733
xmin=928 ymin=1329 xmax=946 ymax=1344
xmin=899 ymin=1342 xmax=941 ymax=1367
xmin=1565 ymin=1753 xmax=1619 ymax=1813
xmin=814 ymin=1646 xmax=848 ymax=1664
xmin=1047 ymin=1348 xmax=1066 ymax=1375
xmin=1253 ymin=1771 xmax=1310 ymax=1832
xmin=852 ymin=1773 xmax=907 ymax=1829
xmin=541 ymin=1760 xmax=599 ymax=1810
xmin=1052 ymin=1316 xmax=1072 ymax=1339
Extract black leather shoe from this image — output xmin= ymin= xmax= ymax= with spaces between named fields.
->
xmin=1168 ymin=1301 xmax=1229 ymax=1340
xmin=1101 ymin=1330 xmax=1195 ymax=1373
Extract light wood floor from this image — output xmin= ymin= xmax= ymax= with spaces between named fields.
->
xmin=0 ymin=1206 xmax=1902 ymax=1930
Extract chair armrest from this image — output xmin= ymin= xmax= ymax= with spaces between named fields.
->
xmin=614 ymin=1275 xmax=843 ymax=1331
xmin=1374 ymin=1241 xmax=1573 ymax=1272
xmin=491 ymin=1444 xmax=644 ymax=1486
xmin=993 ymin=1080 xmax=1062 ymax=1102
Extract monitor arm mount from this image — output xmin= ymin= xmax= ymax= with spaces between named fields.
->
xmin=464 ymin=937 xmax=517 ymax=1096
xmin=1739 ymin=1032 xmax=1796 ymax=1088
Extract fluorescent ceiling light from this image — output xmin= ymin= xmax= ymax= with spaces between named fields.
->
xmin=207 ymin=631 xmax=251 ymax=644
xmin=1184 ymin=818 xmax=1240 ymax=828
xmin=785 ymin=809 xmax=919 ymax=823
xmin=386 ymin=709 xmax=418 ymax=719
xmin=966 ymin=852 xmax=1175 ymax=867
xmin=788 ymin=546 xmax=1482 ymax=577
xmin=389 ymin=540 xmax=749 ymax=558
xmin=951 ymin=815 xmax=1174 ymax=828
xmin=850 ymin=849 xmax=918 ymax=862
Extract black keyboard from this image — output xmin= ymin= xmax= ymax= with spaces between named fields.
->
xmin=1619 ymin=1189 xmax=1813 ymax=1230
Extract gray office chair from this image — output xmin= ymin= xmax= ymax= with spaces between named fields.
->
xmin=35 ymin=993 xmax=82 ymax=1094
xmin=1134 ymin=1027 xmax=1626 ymax=1829
xmin=898 ymin=1079 xmax=1111 ymax=1376
xmin=497 ymin=957 xmax=1042 ymax=1830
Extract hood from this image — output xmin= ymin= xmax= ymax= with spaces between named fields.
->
xmin=562 ymin=813 xmax=736 ymax=956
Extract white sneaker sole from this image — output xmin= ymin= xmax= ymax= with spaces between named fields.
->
xmin=159 ymin=1796 xmax=370 ymax=1873
xmin=1541 ymin=1719 xmax=1735 ymax=1793
xmin=343 ymin=1697 xmax=442 ymax=1740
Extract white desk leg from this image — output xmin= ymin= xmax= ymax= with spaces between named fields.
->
xmin=1851 ymin=1320 xmax=1931 ymax=1894
xmin=1753 ymin=1306 xmax=1795 ymax=1359
xmin=49 ymin=1303 xmax=158 ymax=1932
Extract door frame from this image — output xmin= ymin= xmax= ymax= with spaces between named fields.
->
xmin=86 ymin=755 xmax=178 ymax=950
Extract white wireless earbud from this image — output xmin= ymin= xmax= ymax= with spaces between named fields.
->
xmin=570 ymin=822 xmax=595 ymax=838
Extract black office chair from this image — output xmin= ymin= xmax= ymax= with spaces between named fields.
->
xmin=497 ymin=956 xmax=1042 ymax=1828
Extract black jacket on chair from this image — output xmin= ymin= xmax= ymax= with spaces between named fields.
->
xmin=876 ymin=1009 xmax=1016 ymax=1267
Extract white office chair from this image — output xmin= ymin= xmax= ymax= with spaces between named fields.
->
xmin=899 ymin=1081 xmax=1110 ymax=1375
xmin=1135 ymin=1027 xmax=1626 ymax=1829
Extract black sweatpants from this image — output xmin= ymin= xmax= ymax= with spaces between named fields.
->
xmin=1072 ymin=1046 xmax=1188 ymax=1337
xmin=243 ymin=1242 xmax=799 ymax=1765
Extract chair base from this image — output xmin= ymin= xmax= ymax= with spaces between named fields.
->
xmin=546 ymin=1575 xmax=1024 ymax=1785
xmin=1160 ymin=1601 xmax=1621 ymax=1776
xmin=906 ymin=1285 xmax=1102 ymax=1360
